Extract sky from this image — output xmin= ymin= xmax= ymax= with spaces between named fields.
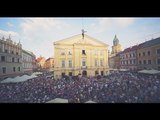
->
xmin=0 ymin=17 xmax=160 ymax=59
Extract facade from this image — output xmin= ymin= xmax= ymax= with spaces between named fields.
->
xmin=26 ymin=50 xmax=37 ymax=71
xmin=0 ymin=36 xmax=22 ymax=80
xmin=44 ymin=57 xmax=54 ymax=71
xmin=53 ymin=34 xmax=109 ymax=78
xmin=36 ymin=56 xmax=46 ymax=69
xmin=120 ymin=45 xmax=138 ymax=70
xmin=22 ymin=49 xmax=35 ymax=74
xmin=137 ymin=37 xmax=160 ymax=70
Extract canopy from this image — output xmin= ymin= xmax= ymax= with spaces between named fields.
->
xmin=47 ymin=98 xmax=68 ymax=103
xmin=119 ymin=69 xmax=129 ymax=71
xmin=138 ymin=69 xmax=160 ymax=74
xmin=0 ymin=74 xmax=38 ymax=83
xmin=85 ymin=100 xmax=96 ymax=103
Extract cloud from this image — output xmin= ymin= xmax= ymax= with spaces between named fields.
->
xmin=7 ymin=22 xmax=14 ymax=27
xmin=20 ymin=18 xmax=71 ymax=58
xmin=0 ymin=29 xmax=19 ymax=38
xmin=98 ymin=17 xmax=135 ymax=27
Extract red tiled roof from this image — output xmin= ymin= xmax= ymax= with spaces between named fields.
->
xmin=37 ymin=57 xmax=43 ymax=63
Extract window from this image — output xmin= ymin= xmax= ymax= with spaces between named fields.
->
xmin=133 ymin=53 xmax=135 ymax=57
xmin=82 ymin=59 xmax=86 ymax=66
xmin=157 ymin=59 xmax=160 ymax=64
xmin=68 ymin=60 xmax=72 ymax=68
xmin=13 ymin=67 xmax=16 ymax=72
xmin=68 ymin=50 xmax=72 ymax=55
xmin=12 ymin=58 xmax=14 ymax=62
xmin=16 ymin=52 xmax=18 ymax=55
xmin=2 ymin=67 xmax=6 ymax=74
xmin=95 ymin=59 xmax=98 ymax=66
xmin=126 ymin=60 xmax=128 ymax=65
xmin=100 ymin=59 xmax=103 ymax=66
xmin=148 ymin=60 xmax=151 ymax=64
xmin=148 ymin=51 xmax=150 ymax=56
xmin=82 ymin=50 xmax=86 ymax=55
xmin=126 ymin=54 xmax=128 ymax=58
xmin=11 ymin=51 xmax=14 ymax=54
xmin=139 ymin=61 xmax=141 ymax=64
xmin=18 ymin=67 xmax=20 ymax=71
xmin=133 ymin=60 xmax=136 ymax=64
xmin=18 ymin=58 xmax=20 ymax=63
xmin=157 ymin=49 xmax=160 ymax=54
xmin=143 ymin=52 xmax=145 ymax=56
xmin=62 ymin=60 xmax=65 ymax=68
xmin=143 ymin=60 xmax=146 ymax=64
xmin=130 ymin=54 xmax=132 ymax=58
xmin=61 ymin=50 xmax=65 ymax=55
xmin=139 ymin=53 xmax=141 ymax=57
xmin=5 ymin=49 xmax=8 ymax=53
xmin=130 ymin=60 xmax=132 ymax=64
xmin=1 ymin=56 xmax=5 ymax=62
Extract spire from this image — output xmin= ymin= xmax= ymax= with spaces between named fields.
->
xmin=2 ymin=36 xmax=5 ymax=40
xmin=9 ymin=34 xmax=11 ymax=39
xmin=113 ymin=34 xmax=119 ymax=45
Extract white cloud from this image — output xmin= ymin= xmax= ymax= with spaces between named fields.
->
xmin=0 ymin=29 xmax=19 ymax=38
xmin=7 ymin=22 xmax=14 ymax=27
xmin=20 ymin=18 xmax=71 ymax=58
xmin=98 ymin=17 xmax=135 ymax=27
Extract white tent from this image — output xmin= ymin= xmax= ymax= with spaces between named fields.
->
xmin=138 ymin=69 xmax=160 ymax=74
xmin=119 ymin=69 xmax=129 ymax=71
xmin=1 ymin=74 xmax=38 ymax=83
xmin=138 ymin=70 xmax=149 ymax=73
xmin=148 ymin=69 xmax=160 ymax=74
xmin=1 ymin=77 xmax=15 ymax=83
xmin=33 ymin=72 xmax=43 ymax=75
xmin=85 ymin=100 xmax=96 ymax=103
xmin=47 ymin=98 xmax=68 ymax=103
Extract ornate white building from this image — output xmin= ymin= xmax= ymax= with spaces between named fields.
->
xmin=0 ymin=36 xmax=22 ymax=80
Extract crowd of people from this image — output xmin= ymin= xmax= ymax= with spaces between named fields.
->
xmin=0 ymin=71 xmax=160 ymax=103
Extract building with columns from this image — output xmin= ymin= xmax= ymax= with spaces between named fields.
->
xmin=53 ymin=34 xmax=109 ymax=78
xmin=0 ymin=36 xmax=22 ymax=80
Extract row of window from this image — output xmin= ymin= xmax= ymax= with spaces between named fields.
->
xmin=121 ymin=53 xmax=136 ymax=59
xmin=139 ymin=51 xmax=150 ymax=57
xmin=139 ymin=59 xmax=160 ymax=65
xmin=1 ymin=67 xmax=21 ymax=74
xmin=139 ymin=60 xmax=152 ymax=65
xmin=0 ymin=47 xmax=21 ymax=55
xmin=61 ymin=50 xmax=104 ymax=56
xmin=61 ymin=59 xmax=104 ymax=68
xmin=0 ymin=56 xmax=20 ymax=63
xmin=121 ymin=59 xmax=136 ymax=65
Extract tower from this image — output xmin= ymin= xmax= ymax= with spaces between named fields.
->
xmin=111 ymin=35 xmax=121 ymax=55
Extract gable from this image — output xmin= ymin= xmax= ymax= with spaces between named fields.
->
xmin=54 ymin=34 xmax=108 ymax=47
